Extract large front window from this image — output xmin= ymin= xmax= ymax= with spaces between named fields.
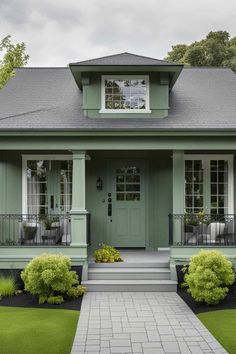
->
xmin=23 ymin=157 xmax=72 ymax=215
xmin=101 ymin=76 xmax=150 ymax=113
xmin=184 ymin=155 xmax=233 ymax=215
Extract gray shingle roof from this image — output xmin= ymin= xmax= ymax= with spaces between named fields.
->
xmin=0 ymin=66 xmax=235 ymax=131
xmin=70 ymin=52 xmax=180 ymax=66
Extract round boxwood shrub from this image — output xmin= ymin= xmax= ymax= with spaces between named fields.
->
xmin=21 ymin=253 xmax=85 ymax=304
xmin=183 ymin=250 xmax=235 ymax=305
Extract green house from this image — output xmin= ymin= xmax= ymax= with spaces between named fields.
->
xmin=0 ymin=52 xmax=235 ymax=290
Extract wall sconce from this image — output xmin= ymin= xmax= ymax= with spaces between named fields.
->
xmin=96 ymin=177 xmax=103 ymax=190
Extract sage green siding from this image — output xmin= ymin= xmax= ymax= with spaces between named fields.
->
xmin=0 ymin=152 xmax=21 ymax=214
xmin=82 ymin=72 xmax=169 ymax=119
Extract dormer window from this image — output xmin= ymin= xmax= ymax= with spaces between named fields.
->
xmin=100 ymin=75 xmax=151 ymax=113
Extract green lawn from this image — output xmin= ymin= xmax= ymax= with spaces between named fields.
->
xmin=0 ymin=306 xmax=79 ymax=354
xmin=198 ymin=310 xmax=236 ymax=354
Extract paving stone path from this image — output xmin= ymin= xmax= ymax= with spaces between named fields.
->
xmin=71 ymin=292 xmax=227 ymax=354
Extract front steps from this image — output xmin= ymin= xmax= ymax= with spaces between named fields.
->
xmin=83 ymin=260 xmax=177 ymax=292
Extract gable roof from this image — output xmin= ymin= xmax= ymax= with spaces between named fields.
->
xmin=70 ymin=52 xmax=180 ymax=66
xmin=0 ymin=67 xmax=235 ymax=131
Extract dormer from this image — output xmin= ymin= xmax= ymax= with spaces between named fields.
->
xmin=69 ymin=52 xmax=183 ymax=118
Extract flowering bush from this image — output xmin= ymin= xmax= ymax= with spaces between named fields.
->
xmin=94 ymin=244 xmax=123 ymax=263
xmin=182 ymin=250 xmax=235 ymax=305
xmin=21 ymin=253 xmax=85 ymax=304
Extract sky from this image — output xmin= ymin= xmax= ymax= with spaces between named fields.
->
xmin=1 ymin=0 xmax=236 ymax=67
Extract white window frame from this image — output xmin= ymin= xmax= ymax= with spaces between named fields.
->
xmin=22 ymin=155 xmax=72 ymax=214
xmin=184 ymin=154 xmax=234 ymax=214
xmin=99 ymin=75 xmax=151 ymax=114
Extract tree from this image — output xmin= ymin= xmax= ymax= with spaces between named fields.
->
xmin=0 ymin=35 xmax=29 ymax=89
xmin=165 ymin=31 xmax=236 ymax=72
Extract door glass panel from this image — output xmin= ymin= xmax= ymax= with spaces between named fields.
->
xmin=210 ymin=160 xmax=229 ymax=215
xmin=126 ymin=184 xmax=140 ymax=192
xmin=116 ymin=193 xmax=125 ymax=201
xmin=185 ymin=160 xmax=204 ymax=213
xmin=60 ymin=160 xmax=72 ymax=213
xmin=116 ymin=184 xmax=125 ymax=191
xmin=27 ymin=160 xmax=49 ymax=215
xmin=27 ymin=159 xmax=72 ymax=214
xmin=115 ymin=166 xmax=141 ymax=201
xmin=185 ymin=158 xmax=230 ymax=215
xmin=126 ymin=193 xmax=140 ymax=201
xmin=116 ymin=175 xmax=124 ymax=183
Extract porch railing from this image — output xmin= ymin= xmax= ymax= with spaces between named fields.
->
xmin=169 ymin=214 xmax=236 ymax=246
xmin=0 ymin=214 xmax=71 ymax=246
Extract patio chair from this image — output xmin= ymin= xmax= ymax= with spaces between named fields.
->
xmin=187 ymin=222 xmax=225 ymax=245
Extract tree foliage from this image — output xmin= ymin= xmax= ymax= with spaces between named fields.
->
xmin=165 ymin=31 xmax=236 ymax=72
xmin=0 ymin=35 xmax=29 ymax=89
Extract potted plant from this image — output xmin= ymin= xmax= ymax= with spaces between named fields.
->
xmin=22 ymin=222 xmax=37 ymax=243
xmin=23 ymin=224 xmax=37 ymax=240
xmin=41 ymin=216 xmax=61 ymax=244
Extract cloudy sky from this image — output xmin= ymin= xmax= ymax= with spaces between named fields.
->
xmin=1 ymin=0 xmax=235 ymax=66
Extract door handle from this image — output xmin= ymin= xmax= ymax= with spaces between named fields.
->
xmin=50 ymin=195 xmax=54 ymax=209
xmin=108 ymin=203 xmax=112 ymax=217
xmin=108 ymin=194 xmax=112 ymax=217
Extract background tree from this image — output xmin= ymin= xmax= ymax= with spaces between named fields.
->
xmin=0 ymin=35 xmax=29 ymax=89
xmin=165 ymin=31 xmax=236 ymax=72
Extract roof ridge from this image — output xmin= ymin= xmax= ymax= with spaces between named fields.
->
xmin=70 ymin=52 xmax=129 ymax=65
xmin=183 ymin=66 xmax=232 ymax=69
xmin=70 ymin=52 xmax=181 ymax=66
xmin=15 ymin=67 xmax=69 ymax=69
xmin=120 ymin=52 xmax=174 ymax=63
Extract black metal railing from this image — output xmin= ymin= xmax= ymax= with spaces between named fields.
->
xmin=0 ymin=214 xmax=71 ymax=246
xmin=169 ymin=214 xmax=236 ymax=246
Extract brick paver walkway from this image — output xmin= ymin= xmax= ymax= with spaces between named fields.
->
xmin=71 ymin=292 xmax=227 ymax=354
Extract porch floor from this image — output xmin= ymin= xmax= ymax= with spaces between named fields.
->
xmin=89 ymin=250 xmax=170 ymax=266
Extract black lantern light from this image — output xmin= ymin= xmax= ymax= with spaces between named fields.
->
xmin=96 ymin=177 xmax=103 ymax=190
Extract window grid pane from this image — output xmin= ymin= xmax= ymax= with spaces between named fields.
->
xmin=105 ymin=79 xmax=147 ymax=110
xmin=185 ymin=160 xmax=204 ymax=213
xmin=116 ymin=166 xmax=141 ymax=201
xmin=210 ymin=160 xmax=229 ymax=214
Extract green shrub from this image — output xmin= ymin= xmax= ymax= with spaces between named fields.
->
xmin=21 ymin=253 xmax=85 ymax=304
xmin=94 ymin=244 xmax=123 ymax=263
xmin=67 ymin=285 xmax=86 ymax=299
xmin=47 ymin=295 xmax=64 ymax=305
xmin=0 ymin=275 xmax=17 ymax=298
xmin=183 ymin=250 xmax=235 ymax=305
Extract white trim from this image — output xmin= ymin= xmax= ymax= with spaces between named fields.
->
xmin=22 ymin=157 xmax=27 ymax=214
xmin=22 ymin=154 xmax=72 ymax=160
xmin=100 ymin=75 xmax=151 ymax=114
xmin=184 ymin=154 xmax=234 ymax=214
xmin=22 ymin=154 xmax=73 ymax=214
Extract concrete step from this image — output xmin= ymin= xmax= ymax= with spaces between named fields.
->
xmin=83 ymin=279 xmax=177 ymax=292
xmin=89 ymin=261 xmax=169 ymax=268
xmin=88 ymin=267 xmax=171 ymax=280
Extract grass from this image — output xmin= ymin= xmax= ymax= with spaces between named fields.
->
xmin=0 ymin=306 xmax=79 ymax=354
xmin=198 ymin=310 xmax=236 ymax=354
xmin=0 ymin=275 xmax=16 ymax=297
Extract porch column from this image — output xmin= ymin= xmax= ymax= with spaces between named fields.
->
xmin=70 ymin=151 xmax=87 ymax=248
xmin=172 ymin=150 xmax=185 ymax=244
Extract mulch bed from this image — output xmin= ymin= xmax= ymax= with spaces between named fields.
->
xmin=176 ymin=265 xmax=236 ymax=314
xmin=0 ymin=291 xmax=83 ymax=311
xmin=0 ymin=266 xmax=83 ymax=311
